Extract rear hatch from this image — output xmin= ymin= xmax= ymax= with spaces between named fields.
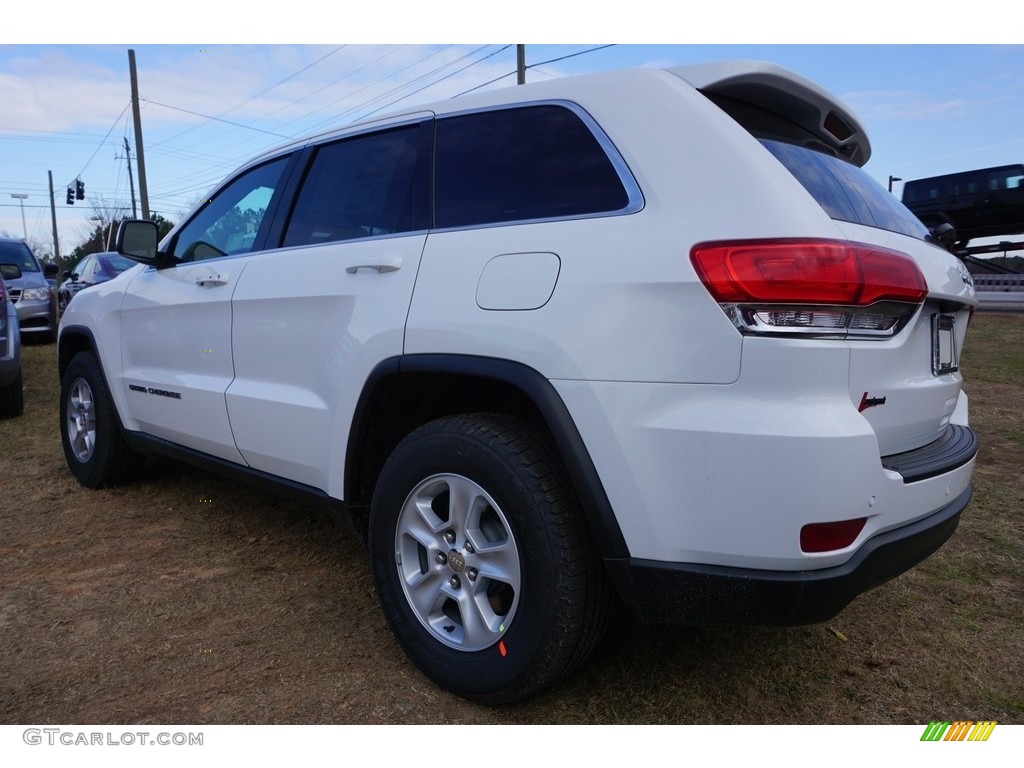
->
xmin=674 ymin=62 xmax=976 ymax=459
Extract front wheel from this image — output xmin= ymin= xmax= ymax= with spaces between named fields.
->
xmin=368 ymin=414 xmax=609 ymax=704
xmin=60 ymin=351 xmax=144 ymax=487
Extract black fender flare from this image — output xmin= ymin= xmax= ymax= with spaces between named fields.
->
xmin=345 ymin=354 xmax=630 ymax=560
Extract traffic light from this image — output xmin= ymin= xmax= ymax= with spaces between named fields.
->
xmin=66 ymin=187 xmax=74 ymax=205
xmin=75 ymin=179 xmax=85 ymax=200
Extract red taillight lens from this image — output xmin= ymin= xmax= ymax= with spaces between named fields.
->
xmin=800 ymin=518 xmax=867 ymax=553
xmin=691 ymin=239 xmax=927 ymax=306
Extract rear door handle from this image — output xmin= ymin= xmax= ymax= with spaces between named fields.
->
xmin=345 ymin=256 xmax=403 ymax=274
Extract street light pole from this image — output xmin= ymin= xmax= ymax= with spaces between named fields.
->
xmin=888 ymin=175 xmax=903 ymax=194
xmin=9 ymin=193 xmax=28 ymax=239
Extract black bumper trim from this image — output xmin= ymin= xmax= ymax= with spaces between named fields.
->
xmin=881 ymin=424 xmax=978 ymax=483
xmin=604 ymin=484 xmax=971 ymax=626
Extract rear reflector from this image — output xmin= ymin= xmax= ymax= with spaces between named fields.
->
xmin=800 ymin=518 xmax=867 ymax=553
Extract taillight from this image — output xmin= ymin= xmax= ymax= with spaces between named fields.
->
xmin=691 ymin=239 xmax=927 ymax=337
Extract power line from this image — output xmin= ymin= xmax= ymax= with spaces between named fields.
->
xmin=73 ymin=102 xmax=131 ymax=186
xmin=151 ymin=45 xmax=348 ymax=149
xmin=359 ymin=45 xmax=512 ymax=120
xmin=454 ymin=45 xmax=619 ymax=97
xmin=141 ymin=100 xmax=294 ymax=139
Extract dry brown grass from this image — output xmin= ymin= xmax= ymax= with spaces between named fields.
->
xmin=1 ymin=315 xmax=1022 ymax=724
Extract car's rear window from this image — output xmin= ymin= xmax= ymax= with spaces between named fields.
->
xmin=762 ymin=139 xmax=928 ymax=239
xmin=105 ymin=255 xmax=137 ymax=272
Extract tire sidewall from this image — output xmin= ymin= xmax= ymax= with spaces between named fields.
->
xmin=60 ymin=352 xmax=116 ymax=487
xmin=369 ymin=419 xmax=569 ymax=701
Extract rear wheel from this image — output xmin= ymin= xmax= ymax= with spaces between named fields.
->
xmin=368 ymin=414 xmax=609 ymax=704
xmin=60 ymin=351 xmax=144 ymax=487
xmin=0 ymin=367 xmax=24 ymax=419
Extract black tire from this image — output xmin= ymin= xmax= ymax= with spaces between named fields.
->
xmin=368 ymin=413 xmax=610 ymax=704
xmin=0 ymin=367 xmax=24 ymax=419
xmin=60 ymin=351 xmax=144 ymax=487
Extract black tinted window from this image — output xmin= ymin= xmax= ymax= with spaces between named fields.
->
xmin=435 ymin=105 xmax=629 ymax=228
xmin=763 ymin=140 xmax=928 ymax=239
xmin=283 ymin=125 xmax=422 ymax=247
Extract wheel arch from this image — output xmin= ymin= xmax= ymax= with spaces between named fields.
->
xmin=57 ymin=324 xmax=101 ymax=381
xmin=344 ymin=354 xmax=629 ymax=560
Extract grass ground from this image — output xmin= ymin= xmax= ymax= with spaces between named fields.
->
xmin=1 ymin=313 xmax=1021 ymax=724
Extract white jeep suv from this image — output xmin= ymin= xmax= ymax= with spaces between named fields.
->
xmin=58 ymin=61 xmax=978 ymax=703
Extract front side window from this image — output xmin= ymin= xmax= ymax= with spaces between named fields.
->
xmin=171 ymin=156 xmax=290 ymax=262
xmin=435 ymin=104 xmax=633 ymax=229
xmin=282 ymin=125 xmax=423 ymax=247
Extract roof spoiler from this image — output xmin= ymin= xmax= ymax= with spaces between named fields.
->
xmin=668 ymin=61 xmax=871 ymax=167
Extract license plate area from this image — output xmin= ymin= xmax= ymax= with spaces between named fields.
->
xmin=932 ymin=313 xmax=958 ymax=375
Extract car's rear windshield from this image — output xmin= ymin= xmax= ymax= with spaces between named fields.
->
xmin=105 ymin=255 xmax=136 ymax=272
xmin=0 ymin=240 xmax=39 ymax=271
xmin=762 ymin=139 xmax=928 ymax=240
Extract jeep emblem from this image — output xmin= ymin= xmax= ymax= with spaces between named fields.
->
xmin=447 ymin=550 xmax=466 ymax=573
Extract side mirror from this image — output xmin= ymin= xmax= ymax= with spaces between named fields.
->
xmin=116 ymin=220 xmax=176 ymax=267
xmin=0 ymin=263 xmax=22 ymax=280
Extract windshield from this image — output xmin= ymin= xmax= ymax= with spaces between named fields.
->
xmin=762 ymin=139 xmax=929 ymax=240
xmin=0 ymin=240 xmax=39 ymax=271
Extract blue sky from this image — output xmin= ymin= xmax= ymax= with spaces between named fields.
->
xmin=2 ymin=35 xmax=1023 ymax=258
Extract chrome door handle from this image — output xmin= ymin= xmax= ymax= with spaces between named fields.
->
xmin=195 ymin=273 xmax=228 ymax=287
xmin=345 ymin=256 xmax=403 ymax=274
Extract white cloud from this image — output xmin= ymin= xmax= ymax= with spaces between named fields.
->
xmin=842 ymin=90 xmax=968 ymax=122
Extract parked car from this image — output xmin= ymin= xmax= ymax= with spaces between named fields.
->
xmin=58 ymin=61 xmax=978 ymax=703
xmin=0 ymin=264 xmax=23 ymax=418
xmin=59 ymin=252 xmax=137 ymax=313
xmin=0 ymin=237 xmax=58 ymax=343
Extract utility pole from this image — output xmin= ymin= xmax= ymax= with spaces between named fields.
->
xmin=888 ymin=175 xmax=902 ymax=194
xmin=123 ymin=137 xmax=138 ymax=218
xmin=517 ymin=45 xmax=526 ymax=85
xmin=128 ymin=49 xmax=150 ymax=219
xmin=48 ymin=171 xmax=60 ymax=262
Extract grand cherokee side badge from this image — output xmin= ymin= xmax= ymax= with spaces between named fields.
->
xmin=129 ymin=384 xmax=182 ymax=400
xmin=858 ymin=392 xmax=886 ymax=412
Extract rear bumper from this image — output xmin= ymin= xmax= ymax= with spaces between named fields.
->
xmin=606 ymin=484 xmax=970 ymax=625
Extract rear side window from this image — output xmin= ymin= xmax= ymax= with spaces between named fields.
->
xmin=283 ymin=125 xmax=424 ymax=247
xmin=435 ymin=104 xmax=632 ymax=228
xmin=763 ymin=140 xmax=928 ymax=239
